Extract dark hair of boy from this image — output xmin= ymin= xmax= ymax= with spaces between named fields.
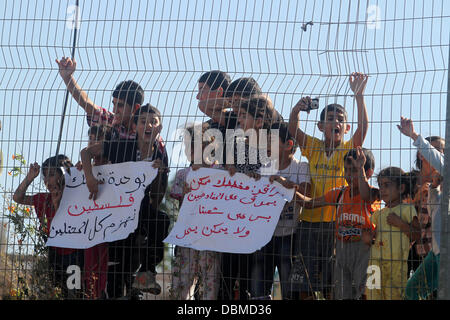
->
xmin=319 ymin=103 xmax=348 ymax=122
xmin=103 ymin=103 xmax=164 ymax=164
xmin=270 ymin=121 xmax=297 ymax=154
xmin=224 ymin=77 xmax=262 ymax=98
xmin=377 ymin=166 xmax=417 ymax=199
xmin=344 ymin=148 xmax=375 ymax=172
xmin=239 ymin=95 xmax=283 ymax=129
xmin=41 ymin=154 xmax=73 ymax=176
xmin=415 ymin=136 xmax=445 ymax=170
xmin=198 ymin=71 xmax=231 ymax=92
xmin=88 ymin=124 xmax=113 ymax=141
xmin=133 ymin=103 xmax=162 ymax=124
xmin=113 ymin=80 xmax=145 ymax=110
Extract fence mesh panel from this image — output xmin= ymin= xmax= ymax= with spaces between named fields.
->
xmin=0 ymin=0 xmax=449 ymax=300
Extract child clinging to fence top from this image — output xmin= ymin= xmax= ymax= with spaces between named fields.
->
xmin=223 ymin=94 xmax=282 ymax=300
xmin=397 ymin=116 xmax=445 ymax=300
xmin=274 ymin=147 xmax=380 ymax=300
xmin=13 ymin=155 xmax=84 ymax=298
xmin=169 ymin=122 xmax=222 ymax=300
xmin=358 ymin=164 xmax=421 ymax=300
xmin=81 ymin=104 xmax=170 ymax=299
xmin=229 ymin=94 xmax=283 ymax=174
xmin=56 ymin=57 xmax=146 ymax=141
xmin=287 ymin=73 xmax=369 ymax=298
xmin=196 ymin=70 xmax=234 ymax=131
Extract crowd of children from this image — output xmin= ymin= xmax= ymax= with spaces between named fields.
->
xmin=10 ymin=58 xmax=445 ymax=300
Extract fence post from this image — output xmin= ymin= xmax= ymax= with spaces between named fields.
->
xmin=55 ymin=0 xmax=80 ymax=156
xmin=438 ymin=36 xmax=450 ymax=300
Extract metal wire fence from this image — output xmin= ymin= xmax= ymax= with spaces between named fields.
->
xmin=0 ymin=0 xmax=449 ymax=300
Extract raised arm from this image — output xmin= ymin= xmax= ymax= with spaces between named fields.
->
xmin=55 ymin=57 xmax=99 ymax=116
xmin=288 ymin=97 xmax=313 ymax=149
xmin=13 ymin=163 xmax=40 ymax=206
xmin=350 ymin=146 xmax=380 ymax=202
xmin=397 ymin=116 xmax=444 ymax=174
xmin=80 ymin=142 xmax=104 ymax=200
xmin=349 ymin=73 xmax=369 ymax=147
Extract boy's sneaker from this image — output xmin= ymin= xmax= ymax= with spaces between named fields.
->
xmin=132 ymin=271 xmax=161 ymax=295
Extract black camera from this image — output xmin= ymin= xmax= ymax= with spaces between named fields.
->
xmin=307 ymin=98 xmax=319 ymax=111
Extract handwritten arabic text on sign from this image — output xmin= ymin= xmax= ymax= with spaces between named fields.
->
xmin=46 ymin=161 xmax=158 ymax=249
xmin=164 ymin=168 xmax=295 ymax=253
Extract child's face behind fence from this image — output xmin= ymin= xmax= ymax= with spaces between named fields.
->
xmin=135 ymin=112 xmax=162 ymax=143
xmin=269 ymin=135 xmax=293 ymax=163
xmin=318 ymin=110 xmax=350 ymax=144
xmin=378 ymin=177 xmax=404 ymax=206
xmin=344 ymin=159 xmax=360 ymax=189
xmin=88 ymin=133 xmax=104 ymax=148
xmin=197 ymin=82 xmax=223 ymax=101
xmin=112 ymin=97 xmax=134 ymax=127
xmin=42 ymin=168 xmax=64 ymax=196
xmin=343 ymin=158 xmax=373 ymax=190
xmin=237 ymin=109 xmax=262 ymax=131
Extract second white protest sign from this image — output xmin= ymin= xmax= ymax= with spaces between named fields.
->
xmin=164 ymin=168 xmax=295 ymax=254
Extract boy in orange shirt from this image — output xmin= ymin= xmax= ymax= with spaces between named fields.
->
xmin=273 ymin=147 xmax=379 ymax=299
xmin=327 ymin=148 xmax=380 ymax=299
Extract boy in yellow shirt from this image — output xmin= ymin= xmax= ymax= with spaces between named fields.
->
xmin=273 ymin=147 xmax=380 ymax=300
xmin=288 ymin=72 xmax=369 ymax=299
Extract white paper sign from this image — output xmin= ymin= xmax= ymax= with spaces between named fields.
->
xmin=164 ymin=168 xmax=295 ymax=254
xmin=46 ymin=161 xmax=158 ymax=249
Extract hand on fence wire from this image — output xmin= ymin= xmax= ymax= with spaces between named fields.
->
xmin=397 ymin=116 xmax=419 ymax=141
xmin=26 ymin=162 xmax=40 ymax=181
xmin=55 ymin=56 xmax=76 ymax=80
xmin=348 ymin=146 xmax=366 ymax=169
xmin=292 ymin=96 xmax=313 ymax=114
xmin=349 ymin=72 xmax=368 ymax=96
